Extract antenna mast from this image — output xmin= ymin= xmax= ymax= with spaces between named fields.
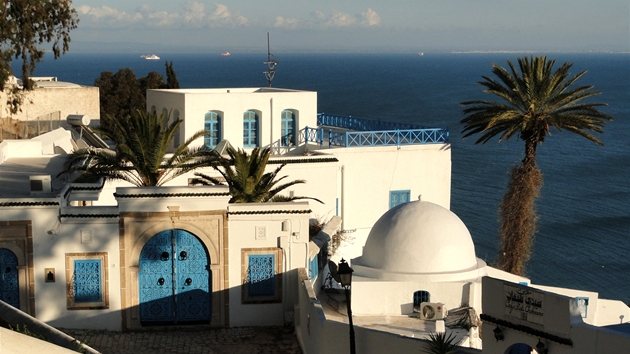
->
xmin=263 ymin=32 xmax=277 ymax=87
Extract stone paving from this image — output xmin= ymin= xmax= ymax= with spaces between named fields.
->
xmin=62 ymin=326 xmax=302 ymax=354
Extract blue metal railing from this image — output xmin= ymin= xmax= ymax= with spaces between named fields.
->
xmin=301 ymin=126 xmax=449 ymax=148
xmin=317 ymin=113 xmax=427 ymax=131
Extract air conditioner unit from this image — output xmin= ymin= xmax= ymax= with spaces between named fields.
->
xmin=29 ymin=175 xmax=52 ymax=195
xmin=420 ymin=302 xmax=446 ymax=320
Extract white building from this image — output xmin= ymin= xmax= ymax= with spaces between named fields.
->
xmin=0 ymin=77 xmax=99 ymax=141
xmin=0 ymin=86 xmax=450 ymax=332
xmin=146 ymin=87 xmax=451 ymax=260
xmin=1 ymin=84 xmax=628 ymax=354
xmin=295 ymin=198 xmax=630 ymax=353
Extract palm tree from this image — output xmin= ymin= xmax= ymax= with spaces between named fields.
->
xmin=421 ymin=332 xmax=460 ymax=354
xmin=63 ymin=109 xmax=217 ymax=186
xmin=191 ymin=146 xmax=322 ymax=204
xmin=460 ymin=56 xmax=612 ymax=275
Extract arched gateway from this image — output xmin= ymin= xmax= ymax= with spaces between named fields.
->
xmin=139 ymin=229 xmax=211 ymax=325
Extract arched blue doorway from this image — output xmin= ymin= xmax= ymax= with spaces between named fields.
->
xmin=139 ymin=229 xmax=211 ymax=325
xmin=0 ymin=248 xmax=19 ymax=308
xmin=505 ymin=343 xmax=535 ymax=354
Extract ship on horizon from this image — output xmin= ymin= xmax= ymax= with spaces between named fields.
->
xmin=141 ymin=54 xmax=160 ymax=60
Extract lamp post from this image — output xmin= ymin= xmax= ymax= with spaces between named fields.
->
xmin=337 ymin=258 xmax=356 ymax=354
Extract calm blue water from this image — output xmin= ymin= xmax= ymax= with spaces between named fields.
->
xmin=26 ymin=52 xmax=630 ymax=303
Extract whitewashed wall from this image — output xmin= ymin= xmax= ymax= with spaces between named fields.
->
xmin=147 ymin=88 xmax=318 ymax=150
xmin=349 ymin=278 xmax=478 ymax=316
xmin=326 ymin=143 xmax=451 ymax=260
xmin=227 ymin=202 xmax=311 ymax=327
xmin=0 ymin=86 xmax=99 ymax=122
xmin=294 ymin=270 xmax=480 ymax=354
xmin=482 ymin=277 xmax=630 ymax=354
xmin=0 ymin=204 xmax=122 ymax=331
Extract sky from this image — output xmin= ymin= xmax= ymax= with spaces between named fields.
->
xmin=70 ymin=0 xmax=629 ymax=53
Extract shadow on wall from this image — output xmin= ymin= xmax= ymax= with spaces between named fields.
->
xmin=7 ymin=266 xmax=298 ymax=331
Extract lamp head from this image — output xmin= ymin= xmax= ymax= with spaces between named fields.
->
xmin=337 ymin=258 xmax=354 ymax=288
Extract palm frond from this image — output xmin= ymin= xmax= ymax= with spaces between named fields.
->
xmin=421 ymin=332 xmax=460 ymax=354
xmin=61 ymin=109 xmax=213 ymax=186
xmin=461 ymin=56 xmax=612 ymax=154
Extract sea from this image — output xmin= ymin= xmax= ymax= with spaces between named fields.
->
xmin=23 ymin=51 xmax=630 ymax=303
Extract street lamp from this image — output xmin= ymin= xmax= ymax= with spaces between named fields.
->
xmin=337 ymin=258 xmax=355 ymax=354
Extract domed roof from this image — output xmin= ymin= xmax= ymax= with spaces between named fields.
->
xmin=359 ymin=199 xmax=478 ymax=275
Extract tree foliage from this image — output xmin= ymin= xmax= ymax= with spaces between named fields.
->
xmin=421 ymin=332 xmax=460 ymax=354
xmin=63 ymin=109 xmax=216 ymax=187
xmin=164 ymin=61 xmax=180 ymax=89
xmin=460 ymin=56 xmax=612 ymax=275
xmin=191 ymin=146 xmax=323 ymax=204
xmin=0 ymin=0 xmax=78 ymax=90
xmin=95 ymin=63 xmax=180 ymax=130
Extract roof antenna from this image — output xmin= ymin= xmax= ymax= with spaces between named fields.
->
xmin=263 ymin=32 xmax=277 ymax=87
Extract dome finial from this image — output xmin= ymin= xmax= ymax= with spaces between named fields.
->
xmin=418 ymin=194 xmax=422 ymax=201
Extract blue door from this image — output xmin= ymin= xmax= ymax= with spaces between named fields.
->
xmin=0 ymin=248 xmax=19 ymax=309
xmin=139 ymin=230 xmax=211 ymax=325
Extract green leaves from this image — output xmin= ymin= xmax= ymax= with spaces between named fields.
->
xmin=460 ymin=56 xmax=613 ymax=276
xmin=63 ymin=110 xmax=217 ymax=187
xmin=421 ymin=332 xmax=460 ymax=354
xmin=0 ymin=0 xmax=78 ymax=91
xmin=192 ymin=146 xmax=322 ymax=204
xmin=461 ymin=56 xmax=612 ymax=148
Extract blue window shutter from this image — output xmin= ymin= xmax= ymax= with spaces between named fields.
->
xmin=281 ymin=110 xmax=296 ymax=146
xmin=247 ymin=254 xmax=275 ymax=297
xmin=74 ymin=259 xmax=102 ymax=302
xmin=309 ymin=255 xmax=319 ymax=280
xmin=389 ymin=190 xmax=411 ymax=209
xmin=413 ymin=290 xmax=431 ymax=312
xmin=204 ymin=112 xmax=221 ymax=148
xmin=243 ymin=111 xmax=259 ymax=147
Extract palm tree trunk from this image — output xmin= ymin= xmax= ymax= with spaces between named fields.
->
xmin=497 ymin=138 xmax=542 ymax=275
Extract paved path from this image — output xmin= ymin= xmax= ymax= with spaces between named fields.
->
xmin=62 ymin=327 xmax=302 ymax=354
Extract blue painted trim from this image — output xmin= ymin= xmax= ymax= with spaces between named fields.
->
xmin=247 ymin=254 xmax=275 ymax=297
xmin=413 ymin=290 xmax=430 ymax=312
xmin=389 ymin=190 xmax=411 ymax=209
xmin=318 ymin=113 xmax=427 ymax=131
xmin=0 ymin=248 xmax=19 ymax=308
xmin=281 ymin=110 xmax=296 ymax=146
xmin=243 ymin=111 xmax=259 ymax=147
xmin=204 ymin=112 xmax=221 ymax=148
xmin=309 ymin=255 xmax=319 ymax=280
xmin=74 ymin=259 xmax=102 ymax=303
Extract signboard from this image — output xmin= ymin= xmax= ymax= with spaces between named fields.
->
xmin=504 ymin=284 xmax=544 ymax=324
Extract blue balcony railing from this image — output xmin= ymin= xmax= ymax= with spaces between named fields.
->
xmin=301 ymin=126 xmax=449 ymax=148
xmin=317 ymin=113 xmax=427 ymax=131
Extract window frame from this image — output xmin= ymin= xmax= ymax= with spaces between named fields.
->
xmin=243 ymin=111 xmax=259 ymax=147
xmin=204 ymin=111 xmax=221 ymax=148
xmin=65 ymin=252 xmax=109 ymax=310
xmin=241 ymin=248 xmax=282 ymax=304
xmin=389 ymin=190 xmax=411 ymax=209
xmin=280 ymin=110 xmax=296 ymax=146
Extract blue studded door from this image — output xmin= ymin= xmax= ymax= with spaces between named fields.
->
xmin=0 ymin=248 xmax=19 ymax=309
xmin=139 ymin=230 xmax=211 ymax=325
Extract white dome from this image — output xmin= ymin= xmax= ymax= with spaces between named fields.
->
xmin=358 ymin=200 xmax=478 ymax=275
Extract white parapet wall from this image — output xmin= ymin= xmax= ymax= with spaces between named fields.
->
xmin=294 ymin=269 xmax=480 ymax=354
